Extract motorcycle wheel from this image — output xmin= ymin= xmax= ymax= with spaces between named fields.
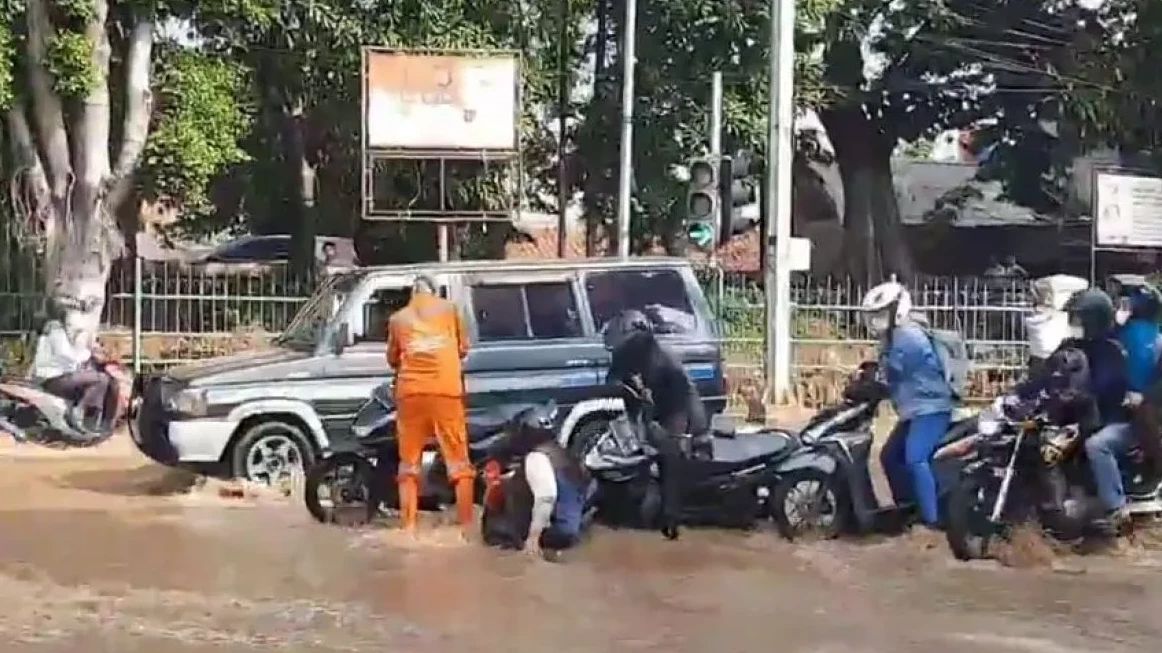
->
xmin=771 ymin=470 xmax=848 ymax=541
xmin=304 ymin=453 xmax=377 ymax=526
xmin=946 ymin=472 xmax=1000 ymax=561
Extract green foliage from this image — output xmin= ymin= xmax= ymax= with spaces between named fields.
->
xmin=140 ymin=48 xmax=254 ymax=217
xmin=55 ymin=0 xmax=97 ymax=24
xmin=0 ymin=21 xmax=13 ymax=111
xmin=45 ymin=30 xmax=97 ymax=99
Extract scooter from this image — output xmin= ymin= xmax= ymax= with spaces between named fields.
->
xmin=0 ymin=356 xmax=126 ymax=448
xmin=302 ymin=380 xmax=541 ymax=525
xmin=582 ymin=383 xmax=816 ymax=532
xmin=768 ymin=364 xmax=979 ymax=540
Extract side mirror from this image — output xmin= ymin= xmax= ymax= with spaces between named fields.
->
xmin=334 ymin=323 xmax=351 ymax=355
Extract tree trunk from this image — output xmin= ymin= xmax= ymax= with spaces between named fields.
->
xmin=820 ymin=106 xmax=914 ymax=283
xmin=283 ymin=99 xmax=318 ymax=277
xmin=18 ymin=1 xmax=154 ymax=350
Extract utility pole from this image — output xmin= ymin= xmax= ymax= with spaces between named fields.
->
xmin=615 ymin=0 xmax=638 ymax=258
xmin=764 ymin=0 xmax=795 ymax=403
xmin=556 ymin=0 xmax=570 ymax=258
xmin=708 ymin=72 xmax=723 ymax=268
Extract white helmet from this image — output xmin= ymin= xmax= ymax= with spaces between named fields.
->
xmin=861 ymin=280 xmax=912 ymax=336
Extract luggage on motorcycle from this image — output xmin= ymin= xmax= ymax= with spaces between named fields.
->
xmin=922 ymin=326 xmax=970 ymax=401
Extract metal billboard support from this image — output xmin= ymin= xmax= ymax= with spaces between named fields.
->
xmin=359 ymin=48 xmax=525 ymax=262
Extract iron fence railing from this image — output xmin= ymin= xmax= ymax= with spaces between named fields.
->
xmin=1 ymin=256 xmax=1034 ymax=402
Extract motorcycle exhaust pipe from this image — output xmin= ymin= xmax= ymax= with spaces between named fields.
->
xmin=934 ymin=434 xmax=979 ymax=461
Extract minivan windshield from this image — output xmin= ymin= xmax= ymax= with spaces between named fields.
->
xmin=278 ymin=274 xmax=360 ymax=349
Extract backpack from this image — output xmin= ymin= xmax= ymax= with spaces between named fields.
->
xmin=922 ymin=326 xmax=971 ymax=401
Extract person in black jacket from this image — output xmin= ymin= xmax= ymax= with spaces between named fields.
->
xmin=602 ymin=309 xmax=708 ymax=540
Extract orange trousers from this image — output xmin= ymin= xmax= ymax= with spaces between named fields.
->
xmin=395 ymin=394 xmax=475 ymax=531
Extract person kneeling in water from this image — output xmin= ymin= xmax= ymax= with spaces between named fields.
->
xmin=481 ymin=406 xmax=591 ymax=560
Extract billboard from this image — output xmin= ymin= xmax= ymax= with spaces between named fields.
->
xmin=1094 ymin=172 xmax=1162 ymax=247
xmin=363 ymin=50 xmax=518 ymax=151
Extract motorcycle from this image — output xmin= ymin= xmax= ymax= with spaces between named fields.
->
xmin=0 ymin=353 xmax=129 ymax=448
xmin=945 ymin=397 xmax=1162 ymax=560
xmin=303 ymin=381 xmax=541 ymax=526
xmin=768 ymin=364 xmax=979 ymax=540
xmin=582 ymin=382 xmax=811 ymax=532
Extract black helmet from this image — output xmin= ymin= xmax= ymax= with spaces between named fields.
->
xmin=603 ymin=309 xmax=653 ymax=351
xmin=1065 ymin=289 xmax=1115 ymax=339
xmin=516 ymin=403 xmax=557 ymax=439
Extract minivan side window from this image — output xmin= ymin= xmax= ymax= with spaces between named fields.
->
xmin=353 ymin=284 xmax=447 ymax=344
xmin=585 ymin=269 xmax=699 ymax=336
xmin=472 ymin=281 xmax=584 ymax=342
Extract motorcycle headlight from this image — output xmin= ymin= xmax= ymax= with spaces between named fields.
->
xmin=167 ymin=389 xmax=208 ymax=417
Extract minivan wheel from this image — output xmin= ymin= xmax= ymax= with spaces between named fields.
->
xmin=231 ymin=420 xmax=316 ymax=489
xmin=568 ymin=417 xmax=612 ymax=459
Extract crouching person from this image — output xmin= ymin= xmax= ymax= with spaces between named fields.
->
xmin=481 ymin=406 xmax=592 ymax=560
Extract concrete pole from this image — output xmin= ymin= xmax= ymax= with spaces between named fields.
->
xmin=615 ymin=0 xmax=638 ymax=258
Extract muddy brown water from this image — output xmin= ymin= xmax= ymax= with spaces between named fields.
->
xmin=1 ymin=433 xmax=1161 ymax=653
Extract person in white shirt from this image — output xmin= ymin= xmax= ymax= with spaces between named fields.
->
xmin=30 ymin=303 xmax=116 ymax=431
xmin=481 ymin=406 xmax=591 ymax=560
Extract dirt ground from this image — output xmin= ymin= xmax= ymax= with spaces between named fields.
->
xmin=1 ymin=425 xmax=1161 ymax=653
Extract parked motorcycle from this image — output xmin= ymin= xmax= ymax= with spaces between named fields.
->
xmin=768 ymin=363 xmax=979 ymax=540
xmin=945 ymin=397 xmax=1162 ymax=560
xmin=0 ymin=354 xmax=129 ymax=448
xmin=303 ymin=381 xmax=540 ymax=525
xmin=582 ymin=382 xmax=813 ymax=532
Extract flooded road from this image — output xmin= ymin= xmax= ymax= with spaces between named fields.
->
xmin=1 ymin=436 xmax=1161 ymax=653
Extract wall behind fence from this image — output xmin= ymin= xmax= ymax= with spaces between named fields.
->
xmin=1 ymin=259 xmax=1032 ymax=404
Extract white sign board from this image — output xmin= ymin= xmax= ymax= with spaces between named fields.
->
xmin=1094 ymin=172 xmax=1162 ymax=247
xmin=364 ymin=51 xmax=518 ymax=151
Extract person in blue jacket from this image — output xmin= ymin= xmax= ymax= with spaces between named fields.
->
xmin=861 ymin=280 xmax=954 ymax=529
xmin=1114 ymin=283 xmax=1161 ymax=398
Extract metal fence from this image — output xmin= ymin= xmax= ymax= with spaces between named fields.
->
xmin=0 ymin=258 xmax=1034 ymax=404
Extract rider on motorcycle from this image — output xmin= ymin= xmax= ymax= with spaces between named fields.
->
xmin=1021 ymin=289 xmax=1133 ymax=529
xmin=30 ymin=301 xmax=117 ymax=432
xmin=481 ymin=406 xmax=591 ymax=560
xmin=861 ymin=280 xmax=954 ymax=529
xmin=603 ymin=309 xmax=708 ymax=541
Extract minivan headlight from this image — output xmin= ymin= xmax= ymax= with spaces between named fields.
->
xmin=167 ymin=389 xmax=208 ymax=417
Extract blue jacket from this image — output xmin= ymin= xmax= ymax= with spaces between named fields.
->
xmin=1117 ymin=318 xmax=1161 ymax=393
xmin=881 ymin=322 xmax=954 ymax=421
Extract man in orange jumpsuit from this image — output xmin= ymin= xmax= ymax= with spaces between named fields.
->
xmin=386 ymin=275 xmax=474 ymax=538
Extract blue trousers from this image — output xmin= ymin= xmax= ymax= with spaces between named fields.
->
xmin=1084 ymin=422 xmax=1135 ymax=512
xmin=881 ymin=411 xmax=952 ymax=526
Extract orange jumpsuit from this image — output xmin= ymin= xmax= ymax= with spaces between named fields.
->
xmin=386 ymin=292 xmax=474 ymax=532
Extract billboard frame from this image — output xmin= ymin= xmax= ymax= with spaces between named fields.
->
xmin=360 ymin=47 xmax=524 ymax=223
xmin=1089 ymin=164 xmax=1160 ymax=281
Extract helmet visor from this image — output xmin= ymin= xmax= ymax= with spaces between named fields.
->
xmin=863 ymin=310 xmax=890 ymax=336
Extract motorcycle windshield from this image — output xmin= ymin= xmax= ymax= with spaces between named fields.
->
xmin=351 ymin=394 xmax=394 ymax=438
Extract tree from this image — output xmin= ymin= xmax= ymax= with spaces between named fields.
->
xmin=190 ymin=0 xmax=573 ymax=268
xmin=0 ymin=0 xmax=251 ymax=344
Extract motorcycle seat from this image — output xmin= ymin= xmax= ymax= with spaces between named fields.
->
xmin=703 ymin=430 xmax=797 ymax=471
xmin=941 ymin=416 xmax=978 ymax=445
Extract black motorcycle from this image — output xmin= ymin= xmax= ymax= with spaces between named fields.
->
xmin=582 ymin=382 xmax=813 ymax=531
xmin=768 ymin=364 xmax=978 ymax=540
xmin=303 ymin=381 xmax=539 ymax=526
xmin=945 ymin=398 xmax=1162 ymax=560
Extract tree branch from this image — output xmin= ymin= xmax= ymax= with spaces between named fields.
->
xmin=75 ymin=0 xmax=113 ymax=193
xmin=109 ymin=16 xmax=155 ymax=208
xmin=25 ymin=0 xmax=72 ymax=196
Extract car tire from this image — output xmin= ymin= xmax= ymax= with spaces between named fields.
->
xmin=230 ymin=419 xmax=316 ymax=488
xmin=568 ymin=416 xmax=613 ymax=459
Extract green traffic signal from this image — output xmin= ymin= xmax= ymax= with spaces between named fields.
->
xmin=686 ymin=221 xmax=715 ymax=248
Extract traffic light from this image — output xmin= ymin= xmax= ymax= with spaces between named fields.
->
xmin=685 ymin=156 xmax=721 ymax=249
xmin=719 ymin=151 xmax=761 ymax=244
